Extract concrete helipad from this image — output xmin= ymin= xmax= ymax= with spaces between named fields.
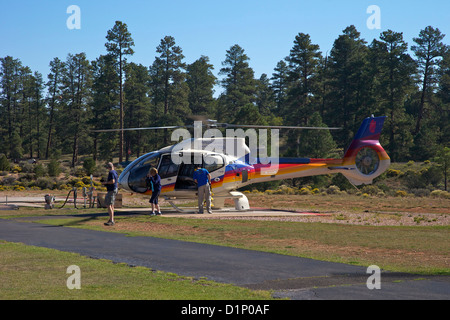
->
xmin=1 ymin=196 xmax=330 ymax=218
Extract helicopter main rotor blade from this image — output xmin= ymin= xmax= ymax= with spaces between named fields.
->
xmin=90 ymin=125 xmax=192 ymax=133
xmin=218 ymin=124 xmax=341 ymax=130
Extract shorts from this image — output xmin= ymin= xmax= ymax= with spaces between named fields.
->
xmin=105 ymin=189 xmax=118 ymax=206
xmin=149 ymin=190 xmax=160 ymax=204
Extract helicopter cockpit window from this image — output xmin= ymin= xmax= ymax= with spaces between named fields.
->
xmin=128 ymin=153 xmax=160 ymax=193
xmin=204 ymin=154 xmax=224 ymax=173
xmin=158 ymin=155 xmax=179 ymax=179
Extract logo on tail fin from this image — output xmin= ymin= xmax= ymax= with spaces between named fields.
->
xmin=369 ymin=119 xmax=376 ymax=134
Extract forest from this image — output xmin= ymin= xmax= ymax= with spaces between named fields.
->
xmin=0 ymin=21 xmax=449 ymax=171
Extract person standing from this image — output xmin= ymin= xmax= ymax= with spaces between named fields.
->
xmin=193 ymin=166 xmax=212 ymax=214
xmin=103 ymin=162 xmax=118 ymax=226
xmin=146 ymin=167 xmax=162 ymax=215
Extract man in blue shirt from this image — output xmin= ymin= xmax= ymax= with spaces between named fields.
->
xmin=193 ymin=166 xmax=212 ymax=214
xmin=103 ymin=162 xmax=119 ymax=226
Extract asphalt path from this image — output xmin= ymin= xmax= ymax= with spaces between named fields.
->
xmin=0 ymin=217 xmax=449 ymax=300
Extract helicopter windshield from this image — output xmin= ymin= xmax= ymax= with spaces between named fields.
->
xmin=128 ymin=152 xmax=160 ymax=193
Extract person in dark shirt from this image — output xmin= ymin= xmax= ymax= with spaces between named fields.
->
xmin=146 ymin=167 xmax=162 ymax=215
xmin=103 ymin=162 xmax=118 ymax=226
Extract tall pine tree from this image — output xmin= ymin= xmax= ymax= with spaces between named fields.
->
xmin=218 ymin=44 xmax=256 ymax=122
xmin=105 ymin=21 xmax=135 ymax=163
xmin=186 ymin=56 xmax=216 ymax=116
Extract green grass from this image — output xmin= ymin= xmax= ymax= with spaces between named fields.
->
xmin=0 ymin=241 xmax=274 ymax=300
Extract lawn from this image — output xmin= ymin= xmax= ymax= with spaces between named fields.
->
xmin=0 ymin=240 xmax=274 ymax=300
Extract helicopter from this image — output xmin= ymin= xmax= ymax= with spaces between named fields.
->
xmin=93 ymin=115 xmax=390 ymax=211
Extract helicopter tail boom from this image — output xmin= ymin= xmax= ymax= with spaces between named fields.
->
xmin=247 ymin=116 xmax=390 ymax=186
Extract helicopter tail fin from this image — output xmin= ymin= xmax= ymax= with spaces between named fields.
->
xmin=337 ymin=116 xmax=390 ymax=185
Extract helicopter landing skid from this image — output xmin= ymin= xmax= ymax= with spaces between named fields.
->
xmin=164 ymin=191 xmax=250 ymax=213
xmin=209 ymin=191 xmax=250 ymax=211
xmin=165 ymin=198 xmax=198 ymax=213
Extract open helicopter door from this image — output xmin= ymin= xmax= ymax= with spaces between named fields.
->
xmin=203 ymin=153 xmax=226 ymax=191
xmin=174 ymin=152 xmax=225 ymax=191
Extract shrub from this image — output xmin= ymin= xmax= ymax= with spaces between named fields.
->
xmin=74 ymin=181 xmax=88 ymax=188
xmin=47 ymin=159 xmax=61 ymax=177
xmin=34 ymin=164 xmax=45 ymax=178
xmin=386 ymin=169 xmax=402 ymax=177
xmin=21 ymin=162 xmax=34 ymax=173
xmin=326 ymin=185 xmax=341 ymax=194
xmin=0 ymin=154 xmax=10 ymax=171
xmin=83 ymin=158 xmax=96 ymax=176
xmin=410 ymin=188 xmax=431 ymax=197
xmin=430 ymin=190 xmax=450 ymax=199
xmin=360 ymin=185 xmax=381 ymax=196
xmin=1 ymin=176 xmax=17 ymax=186
xmin=13 ymin=185 xmax=26 ymax=191
xmin=395 ymin=190 xmax=408 ymax=197
xmin=34 ymin=177 xmax=57 ymax=190
xmin=299 ymin=187 xmax=312 ymax=195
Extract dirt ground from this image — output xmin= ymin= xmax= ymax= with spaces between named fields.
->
xmin=1 ymin=190 xmax=449 ymax=227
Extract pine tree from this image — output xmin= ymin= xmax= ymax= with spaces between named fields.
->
xmin=255 ymin=73 xmax=276 ymax=117
xmin=90 ymin=54 xmax=119 ymax=161
xmin=437 ymin=47 xmax=450 ymax=146
xmin=45 ymin=57 xmax=65 ymax=159
xmin=297 ymin=112 xmax=336 ymax=158
xmin=326 ymin=25 xmax=371 ymax=146
xmin=270 ymin=60 xmax=289 ymax=116
xmin=186 ymin=56 xmax=216 ymax=116
xmin=412 ymin=26 xmax=446 ymax=135
xmin=152 ymin=36 xmax=190 ymax=145
xmin=31 ymin=71 xmax=45 ymax=159
xmin=105 ymin=20 xmax=135 ymax=163
xmin=124 ymin=62 xmax=152 ymax=159
xmin=61 ymin=53 xmax=92 ymax=167
xmin=369 ymin=30 xmax=417 ymax=161
xmin=218 ymin=44 xmax=256 ymax=122
xmin=0 ymin=56 xmax=22 ymax=157
xmin=285 ymin=32 xmax=322 ymax=125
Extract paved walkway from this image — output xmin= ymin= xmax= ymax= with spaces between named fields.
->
xmin=0 ymin=217 xmax=449 ymax=300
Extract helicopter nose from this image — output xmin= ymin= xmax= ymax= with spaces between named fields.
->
xmin=118 ymin=170 xmax=131 ymax=192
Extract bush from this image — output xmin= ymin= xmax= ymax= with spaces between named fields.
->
xmin=299 ymin=187 xmax=312 ymax=195
xmin=386 ymin=169 xmax=402 ymax=177
xmin=83 ymin=158 xmax=96 ymax=176
xmin=13 ymin=185 xmax=26 ymax=191
xmin=325 ymin=185 xmax=341 ymax=194
xmin=360 ymin=185 xmax=381 ymax=196
xmin=1 ymin=176 xmax=17 ymax=186
xmin=0 ymin=154 xmax=10 ymax=171
xmin=21 ymin=162 xmax=34 ymax=173
xmin=34 ymin=164 xmax=45 ymax=178
xmin=395 ymin=190 xmax=408 ymax=197
xmin=410 ymin=188 xmax=431 ymax=197
xmin=34 ymin=177 xmax=57 ymax=190
xmin=47 ymin=159 xmax=61 ymax=177
xmin=430 ymin=190 xmax=450 ymax=199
